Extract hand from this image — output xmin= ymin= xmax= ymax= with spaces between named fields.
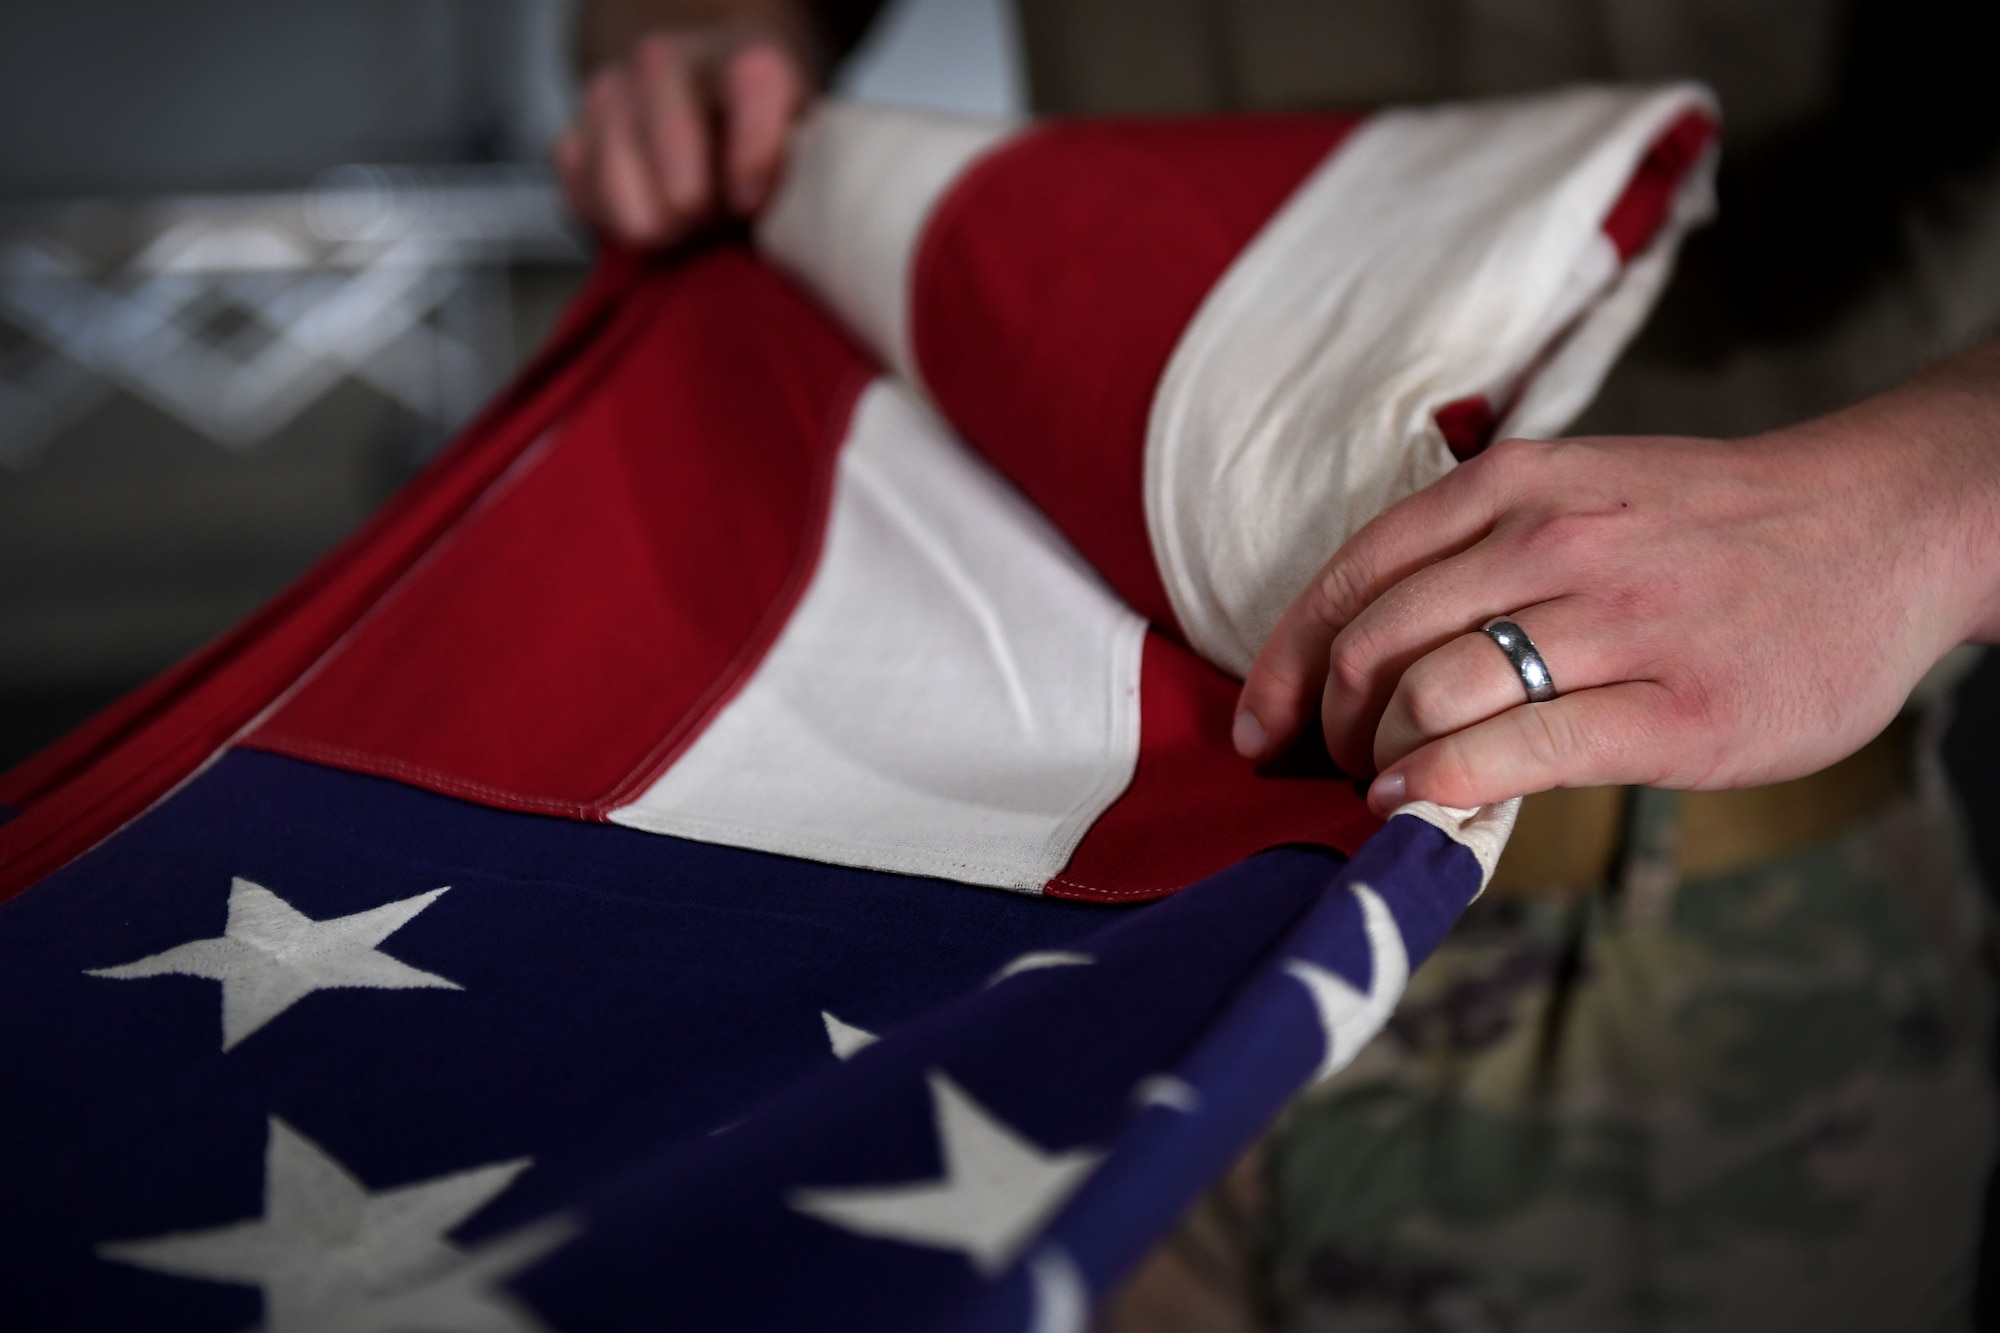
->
xmin=556 ymin=25 xmax=810 ymax=248
xmin=1230 ymin=353 xmax=2000 ymax=815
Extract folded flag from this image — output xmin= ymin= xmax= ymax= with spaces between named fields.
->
xmin=762 ymin=86 xmax=1718 ymax=673
xmin=0 ymin=85 xmax=1715 ymax=1331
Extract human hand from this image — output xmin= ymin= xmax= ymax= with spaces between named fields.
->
xmin=1230 ymin=373 xmax=2000 ymax=815
xmin=556 ymin=24 xmax=811 ymax=248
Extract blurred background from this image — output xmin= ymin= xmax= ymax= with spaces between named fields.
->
xmin=0 ymin=0 xmax=1022 ymax=769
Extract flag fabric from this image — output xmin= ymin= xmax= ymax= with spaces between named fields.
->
xmin=0 ymin=86 xmax=1715 ymax=1330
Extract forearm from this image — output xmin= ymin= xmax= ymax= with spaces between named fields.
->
xmin=1765 ymin=338 xmax=2000 ymax=646
xmin=577 ymin=0 xmax=825 ymax=76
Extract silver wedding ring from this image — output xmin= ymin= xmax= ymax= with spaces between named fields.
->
xmin=1482 ymin=618 xmax=1558 ymax=703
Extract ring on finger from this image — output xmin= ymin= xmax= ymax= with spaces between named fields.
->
xmin=1481 ymin=617 xmax=1558 ymax=703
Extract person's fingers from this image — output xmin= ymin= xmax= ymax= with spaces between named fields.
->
xmin=552 ymin=122 xmax=594 ymax=228
xmin=1371 ymin=598 xmax=1639 ymax=771
xmin=632 ymin=32 xmax=712 ymax=227
xmin=1313 ymin=517 xmax=1586 ymax=776
xmin=720 ymin=40 xmax=807 ymax=213
xmin=1233 ymin=439 xmax=1546 ymax=761
xmin=1367 ymin=679 xmax=1691 ymax=814
xmin=584 ymin=67 xmax=669 ymax=245
xmin=1321 ymin=543 xmax=1540 ymax=775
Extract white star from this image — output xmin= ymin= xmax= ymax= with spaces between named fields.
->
xmin=87 ymin=878 xmax=461 ymax=1050
xmin=293 ymin=1218 xmax=577 ymax=1333
xmin=99 ymin=1117 xmax=567 ymax=1333
xmin=791 ymin=1072 xmax=1101 ymax=1274
xmin=1283 ymin=882 xmax=1409 ymax=1085
xmin=821 ymin=1010 xmax=879 ymax=1060
xmin=1026 ymin=1245 xmax=1089 ymax=1333
xmin=1130 ymin=1075 xmax=1200 ymax=1114
xmin=987 ymin=951 xmax=1093 ymax=986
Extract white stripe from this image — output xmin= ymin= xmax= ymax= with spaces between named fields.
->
xmin=1503 ymin=136 xmax=1717 ymax=442
xmin=1145 ymin=84 xmax=1718 ymax=678
xmin=1396 ymin=798 xmax=1522 ymax=895
xmin=757 ymin=101 xmax=1015 ymax=379
xmin=611 ymin=380 xmax=1146 ymax=891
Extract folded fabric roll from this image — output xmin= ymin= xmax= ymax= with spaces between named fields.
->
xmin=234 ymin=251 xmax=1385 ymax=900
xmin=761 ymin=86 xmax=1717 ymax=674
xmin=0 ymin=88 xmax=1713 ymax=908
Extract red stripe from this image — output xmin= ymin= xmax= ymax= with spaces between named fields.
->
xmin=1433 ymin=395 xmax=1500 ymax=462
xmin=248 ymin=250 xmax=871 ymax=817
xmin=910 ymin=115 xmax=1362 ymax=634
xmin=1046 ymin=631 xmax=1380 ymax=903
xmin=1601 ymin=108 xmax=1717 ymax=263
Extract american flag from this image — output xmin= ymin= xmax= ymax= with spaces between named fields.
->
xmin=0 ymin=85 xmax=1714 ymax=1330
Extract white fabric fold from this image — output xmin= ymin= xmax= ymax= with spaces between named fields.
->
xmin=1397 ymin=799 xmax=1522 ymax=895
xmin=744 ymin=89 xmax=1717 ymax=893
xmin=1145 ymin=84 xmax=1717 ymax=676
xmin=612 ymin=380 xmax=1146 ymax=892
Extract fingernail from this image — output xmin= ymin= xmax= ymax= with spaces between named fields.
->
xmin=1231 ymin=710 xmax=1268 ymax=758
xmin=1368 ymin=771 xmax=1406 ymax=814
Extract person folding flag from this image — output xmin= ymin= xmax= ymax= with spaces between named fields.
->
xmin=0 ymin=84 xmax=1715 ymax=1330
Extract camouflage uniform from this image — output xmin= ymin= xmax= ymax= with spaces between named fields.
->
xmin=1266 ymin=779 xmax=1993 ymax=1332
xmin=1100 ymin=774 xmax=1994 ymax=1333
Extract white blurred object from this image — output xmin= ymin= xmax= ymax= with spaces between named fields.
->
xmin=836 ymin=0 xmax=1026 ymax=119
xmin=0 ymin=171 xmax=583 ymax=469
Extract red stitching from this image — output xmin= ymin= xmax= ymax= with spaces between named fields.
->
xmin=1045 ymin=875 xmax=1179 ymax=901
xmin=245 ymin=735 xmax=607 ymax=820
